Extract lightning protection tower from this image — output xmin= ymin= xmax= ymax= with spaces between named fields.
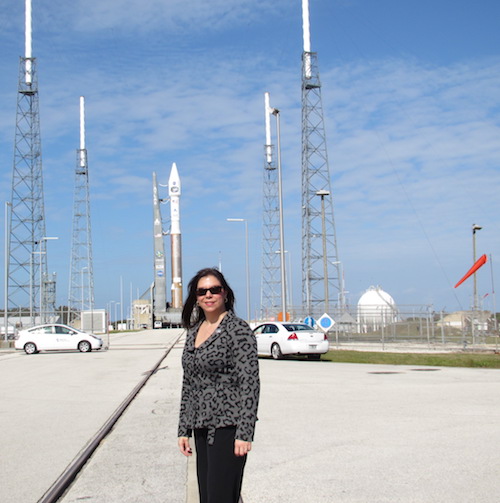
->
xmin=7 ymin=0 xmax=51 ymax=327
xmin=68 ymin=97 xmax=95 ymax=323
xmin=260 ymin=92 xmax=281 ymax=319
xmin=301 ymin=0 xmax=344 ymax=317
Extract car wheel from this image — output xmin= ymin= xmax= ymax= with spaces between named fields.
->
xmin=78 ymin=341 xmax=92 ymax=353
xmin=271 ymin=343 xmax=283 ymax=360
xmin=24 ymin=342 xmax=37 ymax=355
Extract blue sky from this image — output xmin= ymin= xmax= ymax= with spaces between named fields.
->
xmin=1 ymin=0 xmax=500 ymax=319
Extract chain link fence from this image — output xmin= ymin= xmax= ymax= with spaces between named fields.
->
xmin=276 ymin=305 xmax=500 ymax=352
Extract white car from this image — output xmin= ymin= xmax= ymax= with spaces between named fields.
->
xmin=253 ymin=322 xmax=329 ymax=360
xmin=15 ymin=324 xmax=103 ymax=354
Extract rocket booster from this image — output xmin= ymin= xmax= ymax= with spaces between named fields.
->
xmin=153 ymin=171 xmax=167 ymax=318
xmin=169 ymin=163 xmax=183 ymax=308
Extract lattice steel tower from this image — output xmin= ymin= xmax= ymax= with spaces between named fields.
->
xmin=301 ymin=0 xmax=344 ymax=316
xmin=7 ymin=0 xmax=52 ymax=327
xmin=260 ymin=92 xmax=280 ymax=318
xmin=68 ymin=97 xmax=94 ymax=322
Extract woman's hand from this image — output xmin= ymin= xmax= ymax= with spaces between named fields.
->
xmin=178 ymin=436 xmax=193 ymax=457
xmin=234 ymin=439 xmax=252 ymax=457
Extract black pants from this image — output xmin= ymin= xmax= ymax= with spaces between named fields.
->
xmin=194 ymin=426 xmax=247 ymax=503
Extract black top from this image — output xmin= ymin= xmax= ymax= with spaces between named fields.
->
xmin=178 ymin=310 xmax=260 ymax=444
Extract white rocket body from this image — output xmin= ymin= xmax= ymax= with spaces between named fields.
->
xmin=168 ymin=163 xmax=183 ymax=308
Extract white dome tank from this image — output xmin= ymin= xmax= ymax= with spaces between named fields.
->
xmin=357 ymin=286 xmax=397 ymax=332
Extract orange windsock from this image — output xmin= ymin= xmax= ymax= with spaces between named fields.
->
xmin=454 ymin=254 xmax=487 ymax=288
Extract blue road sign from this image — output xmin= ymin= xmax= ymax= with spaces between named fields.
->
xmin=304 ymin=316 xmax=315 ymax=328
xmin=318 ymin=313 xmax=335 ymax=332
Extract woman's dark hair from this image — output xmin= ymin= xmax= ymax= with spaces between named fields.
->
xmin=181 ymin=267 xmax=235 ymax=328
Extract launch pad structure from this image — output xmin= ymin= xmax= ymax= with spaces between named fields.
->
xmin=301 ymin=0 xmax=344 ymax=318
xmin=260 ymin=93 xmax=281 ymax=319
xmin=6 ymin=1 xmax=56 ymax=330
xmin=260 ymin=0 xmax=345 ymax=322
xmin=68 ymin=97 xmax=95 ymax=326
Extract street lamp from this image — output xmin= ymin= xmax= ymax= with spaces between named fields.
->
xmin=270 ymin=107 xmax=287 ymax=321
xmin=472 ymin=223 xmax=482 ymax=312
xmin=30 ymin=250 xmax=45 ymax=325
xmin=316 ymin=190 xmax=330 ymax=312
xmin=227 ymin=218 xmax=250 ymax=321
xmin=120 ymin=275 xmax=124 ymax=331
xmin=276 ymin=250 xmax=293 ymax=315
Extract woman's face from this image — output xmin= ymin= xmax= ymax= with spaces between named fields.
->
xmin=196 ymin=275 xmax=227 ymax=316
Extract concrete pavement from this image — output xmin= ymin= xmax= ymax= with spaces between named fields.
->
xmin=0 ymin=329 xmax=182 ymax=503
xmin=57 ymin=336 xmax=500 ymax=503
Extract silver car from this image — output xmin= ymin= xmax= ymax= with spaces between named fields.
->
xmin=15 ymin=324 xmax=103 ymax=354
xmin=253 ymin=322 xmax=329 ymax=360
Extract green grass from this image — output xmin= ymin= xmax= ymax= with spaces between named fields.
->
xmin=321 ymin=350 xmax=500 ymax=368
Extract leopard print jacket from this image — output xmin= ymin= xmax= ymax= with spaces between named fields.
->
xmin=178 ymin=310 xmax=260 ymax=445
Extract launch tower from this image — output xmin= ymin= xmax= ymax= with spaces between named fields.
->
xmin=301 ymin=0 xmax=344 ymax=316
xmin=7 ymin=0 xmax=52 ymax=326
xmin=68 ymin=97 xmax=95 ymax=322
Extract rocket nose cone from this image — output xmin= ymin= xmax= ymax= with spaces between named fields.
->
xmin=168 ymin=162 xmax=181 ymax=194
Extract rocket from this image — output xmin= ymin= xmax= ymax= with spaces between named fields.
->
xmin=153 ymin=172 xmax=167 ymax=318
xmin=169 ymin=162 xmax=183 ymax=308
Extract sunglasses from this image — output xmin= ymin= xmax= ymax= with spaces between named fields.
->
xmin=196 ymin=286 xmax=224 ymax=296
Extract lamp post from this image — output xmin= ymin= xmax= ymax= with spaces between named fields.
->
xmin=4 ymin=202 xmax=11 ymax=341
xmin=227 ymin=218 xmax=250 ymax=321
xmin=120 ymin=275 xmax=124 ymax=331
xmin=472 ymin=224 xmax=482 ymax=312
xmin=30 ymin=250 xmax=46 ymax=325
xmin=276 ymin=250 xmax=293 ymax=317
xmin=471 ymin=224 xmax=482 ymax=347
xmin=270 ymin=107 xmax=287 ymax=322
xmin=316 ymin=190 xmax=330 ymax=313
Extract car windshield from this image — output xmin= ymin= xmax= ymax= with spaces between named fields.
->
xmin=282 ymin=324 xmax=313 ymax=331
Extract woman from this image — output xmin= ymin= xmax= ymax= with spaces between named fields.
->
xmin=178 ymin=267 xmax=260 ymax=503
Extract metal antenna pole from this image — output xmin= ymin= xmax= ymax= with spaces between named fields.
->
xmin=69 ymin=97 xmax=94 ymax=325
xmin=301 ymin=0 xmax=343 ymax=318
